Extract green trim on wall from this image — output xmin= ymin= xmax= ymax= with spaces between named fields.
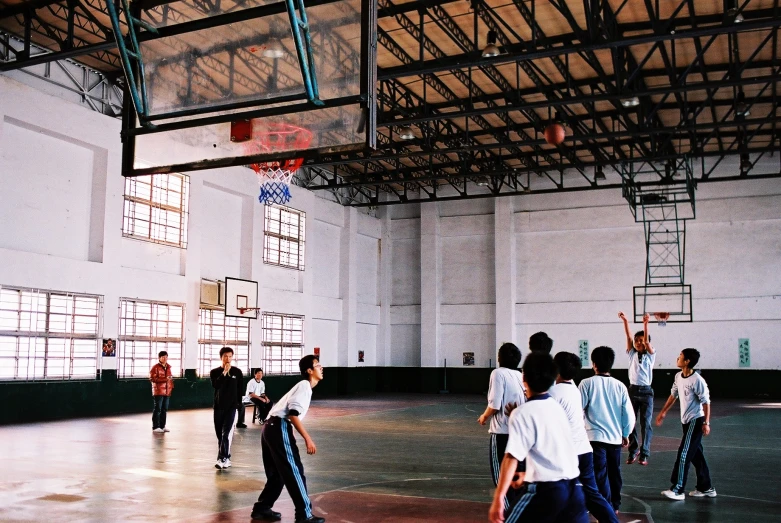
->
xmin=2 ymin=367 xmax=779 ymax=424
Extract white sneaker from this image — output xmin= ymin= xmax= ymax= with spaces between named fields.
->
xmin=223 ymin=458 xmax=232 ymax=468
xmin=662 ymin=490 xmax=685 ymax=500
xmin=215 ymin=459 xmax=225 ymax=469
xmin=153 ymin=428 xmax=165 ymax=433
xmin=690 ymin=488 xmax=717 ymax=498
xmin=163 ymin=428 xmax=170 ymax=432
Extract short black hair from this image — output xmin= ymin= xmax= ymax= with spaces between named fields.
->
xmin=521 ymin=352 xmax=558 ymax=394
xmin=634 ymin=331 xmax=651 ymax=342
xmin=681 ymin=348 xmax=700 ymax=368
xmin=497 ymin=343 xmax=522 ymax=369
xmin=529 ymin=332 xmax=553 ymax=354
xmin=158 ymin=350 xmax=168 ymax=358
xmin=299 ymin=354 xmax=319 ymax=377
xmin=553 ymin=352 xmax=582 ymax=381
xmin=219 ymin=346 xmax=234 ymax=357
xmin=591 ymin=346 xmax=615 ymax=373
xmin=254 ymin=368 xmax=263 ymax=375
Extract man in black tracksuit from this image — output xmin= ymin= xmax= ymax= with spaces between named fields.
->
xmin=210 ymin=346 xmax=243 ymax=469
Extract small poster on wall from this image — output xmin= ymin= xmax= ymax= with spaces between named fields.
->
xmin=738 ymin=338 xmax=750 ymax=367
xmin=358 ymin=350 xmax=365 ymax=363
xmin=578 ymin=340 xmax=589 ymax=367
xmin=102 ymin=339 xmax=116 ymax=357
xmin=314 ymin=347 xmax=320 ymax=357
xmin=463 ymin=352 xmax=475 ymax=366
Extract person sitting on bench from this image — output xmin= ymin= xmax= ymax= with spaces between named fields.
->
xmin=237 ymin=368 xmax=273 ymax=428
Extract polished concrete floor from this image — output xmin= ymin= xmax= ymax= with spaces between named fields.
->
xmin=1 ymin=394 xmax=780 ymax=522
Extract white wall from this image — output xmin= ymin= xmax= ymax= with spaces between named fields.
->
xmin=387 ymin=177 xmax=781 ymax=370
xmin=0 ymin=75 xmax=384 ymax=374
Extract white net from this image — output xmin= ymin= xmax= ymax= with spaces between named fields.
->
xmin=255 ymin=167 xmax=295 ymax=205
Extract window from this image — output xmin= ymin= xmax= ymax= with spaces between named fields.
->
xmin=118 ymin=299 xmax=184 ymax=378
xmin=264 ymin=205 xmax=305 ymax=270
xmin=198 ymin=309 xmax=250 ymax=377
xmin=123 ymin=173 xmax=190 ymax=248
xmin=261 ymin=312 xmax=304 ymax=375
xmin=0 ymin=286 xmax=101 ymax=381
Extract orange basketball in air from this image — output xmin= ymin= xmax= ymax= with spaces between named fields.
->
xmin=544 ymin=123 xmax=566 ymax=146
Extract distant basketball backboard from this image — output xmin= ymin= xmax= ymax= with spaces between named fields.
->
xmin=115 ymin=0 xmax=377 ymax=177
xmin=225 ymin=277 xmax=259 ymax=319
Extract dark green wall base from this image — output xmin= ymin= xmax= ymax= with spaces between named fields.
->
xmin=2 ymin=368 xmax=779 ymax=424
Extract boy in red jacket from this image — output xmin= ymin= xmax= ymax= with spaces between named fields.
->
xmin=149 ymin=351 xmax=174 ymax=433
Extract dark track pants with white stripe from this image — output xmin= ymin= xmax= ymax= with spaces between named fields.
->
xmin=490 ymin=434 xmax=526 ymax=509
xmin=669 ymin=416 xmax=712 ymax=494
xmin=213 ymin=407 xmax=237 ymax=460
xmin=254 ymin=417 xmax=313 ymax=521
xmin=504 ymin=478 xmax=589 ymax=523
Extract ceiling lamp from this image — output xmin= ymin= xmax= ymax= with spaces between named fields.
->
xmin=262 ymin=38 xmax=286 ymax=58
xmin=397 ymin=125 xmax=415 ymax=140
xmin=482 ymin=30 xmax=501 ymax=58
xmin=735 ymin=92 xmax=750 ymax=117
xmin=621 ymin=96 xmax=640 ymax=108
xmin=594 ymin=166 xmax=606 ymax=181
xmin=734 ymin=12 xmax=744 ymax=23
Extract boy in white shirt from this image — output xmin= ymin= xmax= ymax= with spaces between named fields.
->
xmin=250 ymin=355 xmax=325 ymax=523
xmin=656 ymin=348 xmax=716 ymax=500
xmin=237 ymin=368 xmax=273 ymax=428
xmin=550 ymin=352 xmax=618 ymax=523
xmin=478 ymin=342 xmax=526 ymax=503
xmin=489 ymin=353 xmax=588 ymax=523
xmin=579 ymin=346 xmax=635 ymax=513
xmin=619 ymin=311 xmax=656 ymax=465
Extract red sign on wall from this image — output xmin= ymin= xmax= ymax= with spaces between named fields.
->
xmin=314 ymin=347 xmax=320 ymax=357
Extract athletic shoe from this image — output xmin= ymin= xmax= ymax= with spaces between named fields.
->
xmin=215 ymin=459 xmax=225 ymax=469
xmin=662 ymin=490 xmax=685 ymax=500
xmin=639 ymin=456 xmax=649 ymax=466
xmin=153 ymin=428 xmax=165 ymax=433
xmin=236 ymin=423 xmax=248 ymax=428
xmin=295 ymin=516 xmax=325 ymax=523
xmin=690 ymin=488 xmax=717 ymax=498
xmin=251 ymin=508 xmax=282 ymax=521
xmin=223 ymin=458 xmax=232 ymax=468
xmin=626 ymin=454 xmax=638 ymax=464
xmin=163 ymin=427 xmax=170 ymax=432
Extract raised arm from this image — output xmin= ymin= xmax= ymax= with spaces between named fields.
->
xmin=643 ymin=313 xmax=654 ymax=354
xmin=618 ymin=311 xmax=633 ymax=353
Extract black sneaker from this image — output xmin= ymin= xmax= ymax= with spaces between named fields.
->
xmin=236 ymin=423 xmax=248 ymax=428
xmin=251 ymin=508 xmax=282 ymax=521
xmin=295 ymin=517 xmax=325 ymax=523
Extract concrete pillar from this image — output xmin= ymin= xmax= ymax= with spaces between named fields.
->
xmin=338 ymin=206 xmax=358 ymax=367
xmin=378 ymin=204 xmax=393 ymax=367
xmin=420 ymin=202 xmax=441 ymax=367
xmin=494 ymin=197 xmax=517 ymax=357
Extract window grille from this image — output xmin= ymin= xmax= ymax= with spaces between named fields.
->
xmin=123 ymin=173 xmax=190 ymax=248
xmin=261 ymin=312 xmax=304 ymax=375
xmin=198 ymin=308 xmax=250 ymax=377
xmin=0 ymin=286 xmax=101 ymax=381
xmin=118 ymin=299 xmax=184 ymax=378
xmin=263 ymin=205 xmax=305 ymax=270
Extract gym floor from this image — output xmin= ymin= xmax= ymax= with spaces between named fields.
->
xmin=1 ymin=394 xmax=780 ymax=522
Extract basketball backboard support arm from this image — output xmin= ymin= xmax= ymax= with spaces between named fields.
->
xmin=116 ymin=0 xmax=377 ymax=178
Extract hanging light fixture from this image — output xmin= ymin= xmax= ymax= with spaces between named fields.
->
xmin=735 ymin=92 xmax=750 ymax=117
xmin=482 ymin=30 xmax=501 ymax=58
xmin=262 ymin=37 xmax=286 ymax=58
xmin=621 ymin=96 xmax=641 ymax=108
xmin=397 ymin=125 xmax=415 ymax=140
xmin=594 ymin=166 xmax=606 ymax=181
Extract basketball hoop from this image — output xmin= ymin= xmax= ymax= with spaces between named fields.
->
xmin=244 ymin=122 xmax=313 ymax=205
xmin=237 ymin=307 xmax=262 ymax=316
xmin=653 ymin=312 xmax=670 ymax=327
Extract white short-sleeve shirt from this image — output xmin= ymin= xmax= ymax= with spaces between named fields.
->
xmin=505 ymin=395 xmax=580 ymax=483
xmin=487 ymin=367 xmax=526 ymax=434
xmin=243 ymin=378 xmax=266 ymax=403
xmin=628 ymin=349 xmax=655 ymax=386
xmin=549 ymin=381 xmax=593 ymax=456
xmin=268 ymin=380 xmax=313 ymax=421
xmin=671 ymin=371 xmax=710 ymax=424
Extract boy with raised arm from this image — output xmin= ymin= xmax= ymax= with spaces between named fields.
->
xmin=489 ymin=353 xmax=588 ymax=523
xmin=251 ymin=355 xmax=326 ymax=523
xmin=657 ymin=348 xmax=716 ymax=500
xmin=619 ymin=311 xmax=656 ymax=466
